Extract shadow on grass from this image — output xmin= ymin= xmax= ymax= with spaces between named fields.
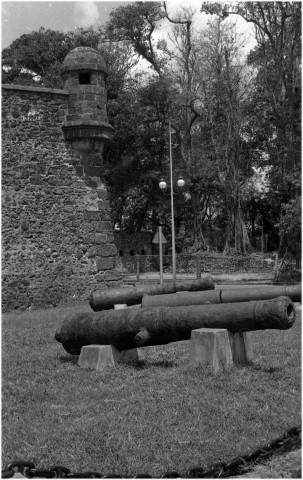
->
xmin=123 ymin=360 xmax=177 ymax=370
xmin=131 ymin=359 xmax=176 ymax=369
xmin=59 ymin=354 xmax=78 ymax=365
xmin=247 ymin=363 xmax=283 ymax=373
xmin=57 ymin=355 xmax=283 ymax=374
xmin=58 ymin=355 xmax=176 ymax=369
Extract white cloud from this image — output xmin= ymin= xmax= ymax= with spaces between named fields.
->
xmin=165 ymin=0 xmax=202 ymax=15
xmin=72 ymin=2 xmax=100 ymax=28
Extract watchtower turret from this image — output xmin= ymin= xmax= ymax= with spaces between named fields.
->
xmin=61 ymin=46 xmax=113 ymax=153
xmin=60 ymin=47 xmax=120 ymax=284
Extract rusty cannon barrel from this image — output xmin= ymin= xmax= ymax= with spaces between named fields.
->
xmin=141 ymin=284 xmax=302 ymax=308
xmin=89 ymin=277 xmax=214 ymax=311
xmin=55 ymin=296 xmax=295 ymax=355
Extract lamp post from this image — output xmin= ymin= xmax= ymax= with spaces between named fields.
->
xmin=159 ymin=120 xmax=185 ymax=281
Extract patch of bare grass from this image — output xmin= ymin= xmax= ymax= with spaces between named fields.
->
xmin=2 ymin=304 xmax=301 ymax=477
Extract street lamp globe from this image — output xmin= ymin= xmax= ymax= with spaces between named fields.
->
xmin=177 ymin=176 xmax=185 ymax=188
xmin=159 ymin=178 xmax=167 ymax=189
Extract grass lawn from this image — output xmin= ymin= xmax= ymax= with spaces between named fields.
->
xmin=2 ymin=301 xmax=301 ymax=477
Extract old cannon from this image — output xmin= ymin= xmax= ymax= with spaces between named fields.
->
xmin=55 ymin=296 xmax=295 ymax=355
xmin=89 ymin=277 xmax=214 ymax=311
xmin=141 ymin=284 xmax=301 ymax=308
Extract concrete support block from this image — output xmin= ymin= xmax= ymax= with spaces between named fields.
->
xmin=228 ymin=332 xmax=253 ymax=365
xmin=114 ymin=304 xmax=127 ymax=310
xmin=190 ymin=328 xmax=233 ymax=373
xmin=78 ymin=344 xmax=144 ymax=371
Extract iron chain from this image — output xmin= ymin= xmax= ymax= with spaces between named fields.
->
xmin=2 ymin=425 xmax=300 ymax=479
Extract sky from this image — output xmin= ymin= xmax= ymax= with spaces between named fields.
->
xmin=1 ymin=1 xmax=126 ymax=49
xmin=1 ymin=0 xmax=256 ymax=51
xmin=1 ymin=0 xmax=203 ymax=49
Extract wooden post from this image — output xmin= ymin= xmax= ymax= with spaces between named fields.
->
xmin=136 ymin=255 xmax=140 ymax=281
xmin=273 ymin=253 xmax=279 ymax=281
xmin=196 ymin=256 xmax=201 ymax=279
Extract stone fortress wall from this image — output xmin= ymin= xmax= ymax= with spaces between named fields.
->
xmin=2 ymin=49 xmax=123 ymax=312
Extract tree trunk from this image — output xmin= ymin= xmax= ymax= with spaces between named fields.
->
xmin=223 ymin=186 xmax=253 ymax=255
xmin=189 ymin=184 xmax=208 ymax=251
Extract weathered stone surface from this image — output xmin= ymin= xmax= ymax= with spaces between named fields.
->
xmin=84 ymin=233 xmax=107 ymax=244
xmin=83 ymin=210 xmax=101 ymax=221
xmin=190 ymin=328 xmax=233 ymax=373
xmin=95 ymin=221 xmax=112 ymax=232
xmin=78 ymin=344 xmax=144 ymax=371
xmin=105 ymin=270 xmax=123 ymax=282
xmin=97 ymin=244 xmax=117 ymax=257
xmin=228 ymin=331 xmax=253 ymax=365
xmin=2 ymin=83 xmax=121 ymax=312
xmin=96 ymin=257 xmax=115 ymax=271
xmin=61 ymin=47 xmax=113 ymax=145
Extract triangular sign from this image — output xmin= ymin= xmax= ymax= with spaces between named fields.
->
xmin=152 ymin=229 xmax=167 ymax=244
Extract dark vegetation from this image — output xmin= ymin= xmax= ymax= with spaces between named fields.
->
xmin=2 ymin=2 xmax=301 ymax=261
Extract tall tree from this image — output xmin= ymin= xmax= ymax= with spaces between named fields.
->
xmin=107 ymin=2 xmax=218 ymax=250
xmin=106 ymin=1 xmax=165 ymax=77
xmin=201 ymin=1 xmax=301 ymax=254
xmin=198 ymin=17 xmax=255 ymax=253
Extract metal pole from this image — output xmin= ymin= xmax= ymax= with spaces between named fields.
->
xmin=169 ymin=120 xmax=177 ymax=281
xmin=159 ymin=226 xmax=164 ymax=285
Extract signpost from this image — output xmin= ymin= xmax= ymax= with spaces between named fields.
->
xmin=153 ymin=228 xmax=167 ymax=285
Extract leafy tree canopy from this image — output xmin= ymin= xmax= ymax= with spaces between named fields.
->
xmin=2 ymin=26 xmax=138 ymax=95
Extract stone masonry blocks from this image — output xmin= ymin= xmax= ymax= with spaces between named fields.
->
xmin=2 ymin=46 xmax=122 ymax=312
xmin=88 ymin=244 xmax=117 ymax=258
xmin=96 ymin=257 xmax=115 ymax=271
